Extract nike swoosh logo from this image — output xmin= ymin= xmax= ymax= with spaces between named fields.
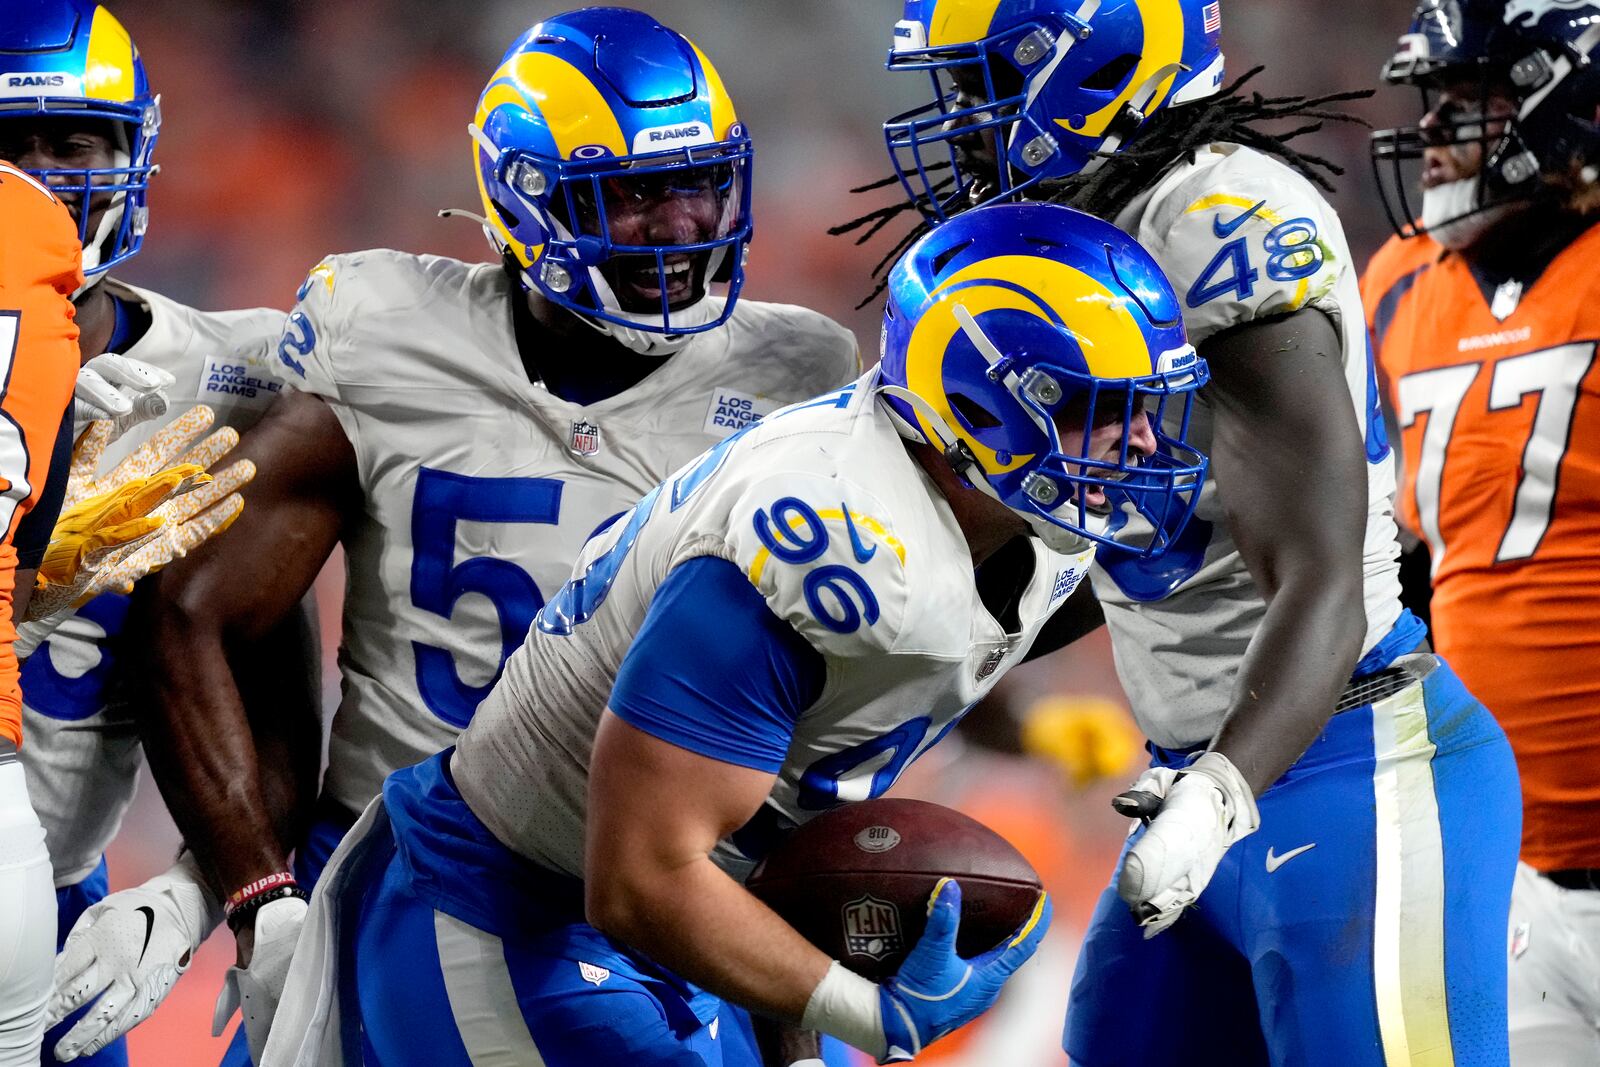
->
xmin=1212 ymin=199 xmax=1266 ymax=239
xmin=841 ymin=506 xmax=876 ymax=564
xmin=135 ymin=905 xmax=156 ymax=966
xmin=1264 ymin=843 xmax=1316 ymax=873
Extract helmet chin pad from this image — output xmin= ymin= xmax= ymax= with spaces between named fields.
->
xmin=582 ymin=292 xmax=722 ymax=356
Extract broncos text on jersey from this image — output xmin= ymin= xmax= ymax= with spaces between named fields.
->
xmin=1364 ymin=220 xmax=1600 ymax=872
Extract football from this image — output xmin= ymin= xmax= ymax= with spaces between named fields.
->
xmin=745 ymin=798 xmax=1043 ymax=980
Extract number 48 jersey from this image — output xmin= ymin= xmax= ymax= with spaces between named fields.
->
xmin=1088 ymin=143 xmax=1407 ymax=750
xmin=453 ymin=372 xmax=1095 ymax=880
xmin=281 ymin=250 xmax=858 ymax=816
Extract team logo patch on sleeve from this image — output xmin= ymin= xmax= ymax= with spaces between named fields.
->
xmin=569 ymin=419 xmax=602 ymax=457
xmin=704 ymin=387 xmax=779 ymax=437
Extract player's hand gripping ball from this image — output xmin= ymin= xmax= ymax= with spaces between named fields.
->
xmin=745 ymin=798 xmax=1043 ymax=979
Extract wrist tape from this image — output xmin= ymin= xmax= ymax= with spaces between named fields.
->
xmin=801 ymin=961 xmax=884 ymax=1058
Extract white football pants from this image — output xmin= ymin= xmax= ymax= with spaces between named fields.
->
xmin=1508 ymin=861 xmax=1600 ymax=1066
xmin=0 ymin=747 xmax=55 ymax=1067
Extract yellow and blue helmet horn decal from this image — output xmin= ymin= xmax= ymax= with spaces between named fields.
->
xmin=0 ymin=0 xmax=160 ymax=274
xmin=470 ymin=8 xmax=753 ymax=337
xmin=878 ymin=202 xmax=1209 ymax=557
xmin=884 ymin=0 xmax=1225 ymax=222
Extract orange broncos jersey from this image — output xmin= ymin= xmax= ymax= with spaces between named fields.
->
xmin=0 ymin=162 xmax=85 ymax=747
xmin=1363 ymin=220 xmax=1600 ymax=872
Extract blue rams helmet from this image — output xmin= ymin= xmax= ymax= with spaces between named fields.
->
xmin=1372 ymin=0 xmax=1600 ymax=238
xmin=0 ymin=0 xmax=159 ymax=276
xmin=471 ymin=8 xmax=753 ymax=347
xmin=877 ymin=202 xmax=1208 ymax=554
xmin=883 ymin=0 xmax=1226 ymax=222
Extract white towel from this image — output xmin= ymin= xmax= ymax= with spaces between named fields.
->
xmin=259 ymin=796 xmax=391 ymax=1067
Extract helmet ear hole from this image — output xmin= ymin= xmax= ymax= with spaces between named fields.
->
xmin=490 ymin=198 xmax=521 ymax=230
xmin=1079 ymin=52 xmax=1139 ymax=92
xmin=931 ymin=239 xmax=974 ymax=277
xmin=949 ymin=392 xmax=1003 ymax=432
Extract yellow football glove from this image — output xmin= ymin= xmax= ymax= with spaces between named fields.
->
xmin=36 ymin=464 xmax=206 ymax=588
xmin=1021 ymin=695 xmax=1144 ymax=789
xmin=25 ymin=405 xmax=255 ymax=623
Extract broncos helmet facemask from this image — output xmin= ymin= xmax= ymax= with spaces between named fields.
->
xmin=1372 ymin=0 xmax=1600 ymax=240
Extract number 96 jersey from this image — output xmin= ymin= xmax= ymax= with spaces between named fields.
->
xmin=452 ymin=372 xmax=1094 ymax=880
xmin=279 ymin=250 xmax=858 ymax=816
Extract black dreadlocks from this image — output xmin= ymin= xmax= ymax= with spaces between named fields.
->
xmin=834 ymin=67 xmax=1374 ymax=309
xmin=1047 ymin=67 xmax=1372 ymax=218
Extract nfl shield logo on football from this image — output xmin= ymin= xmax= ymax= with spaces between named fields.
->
xmin=569 ymin=419 xmax=601 ymax=457
xmin=842 ymin=893 xmax=903 ymax=961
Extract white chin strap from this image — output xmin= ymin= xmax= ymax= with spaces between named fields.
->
xmin=1421 ymin=177 xmax=1521 ymax=250
xmin=1078 ymin=61 xmax=1185 ymax=177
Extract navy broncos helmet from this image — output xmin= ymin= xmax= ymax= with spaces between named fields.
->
xmin=1372 ymin=0 xmax=1600 ymax=236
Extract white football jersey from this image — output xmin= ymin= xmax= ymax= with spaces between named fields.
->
xmin=20 ymin=281 xmax=288 ymax=885
xmin=453 ymin=371 xmax=1095 ymax=881
xmin=282 ymin=250 xmax=859 ymax=816
xmin=1090 ymin=143 xmax=1405 ymax=749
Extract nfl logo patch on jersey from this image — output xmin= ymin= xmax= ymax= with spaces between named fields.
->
xmin=569 ymin=419 xmax=601 ymax=457
xmin=842 ymin=894 xmax=903 ymax=961
xmin=578 ymin=961 xmax=611 ymax=986
xmin=975 ymin=648 xmax=1006 ymax=681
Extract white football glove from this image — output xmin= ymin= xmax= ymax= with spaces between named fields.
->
xmin=73 ymin=353 xmax=176 ymax=443
xmin=213 ymin=895 xmax=308 ymax=1061
xmin=1114 ymin=751 xmax=1260 ymax=938
xmin=46 ymin=853 xmax=222 ymax=1061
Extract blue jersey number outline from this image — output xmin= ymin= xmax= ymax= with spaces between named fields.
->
xmin=411 ymin=468 xmax=562 ymax=728
xmin=1186 ymin=216 xmax=1324 ymax=308
xmin=275 ymin=311 xmax=315 ymax=379
xmin=539 ymin=383 xmax=864 ymax=636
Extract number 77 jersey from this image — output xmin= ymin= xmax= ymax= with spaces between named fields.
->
xmin=280 ymin=249 xmax=858 ymax=817
xmin=1362 ymin=221 xmax=1600 ymax=872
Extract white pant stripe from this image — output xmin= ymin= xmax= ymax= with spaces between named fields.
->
xmin=1371 ymin=678 xmax=1455 ymax=1066
xmin=434 ymin=910 xmax=548 ymax=1067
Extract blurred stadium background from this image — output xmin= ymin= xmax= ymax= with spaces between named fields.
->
xmin=100 ymin=1 xmax=1422 ymax=1061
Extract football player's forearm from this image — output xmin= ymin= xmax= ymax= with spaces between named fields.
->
xmin=1209 ymin=569 xmax=1365 ymax=794
xmin=589 ymin=855 xmax=833 ymax=1024
xmin=137 ymin=605 xmax=290 ymax=898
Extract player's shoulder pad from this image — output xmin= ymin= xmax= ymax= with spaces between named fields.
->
xmin=1139 ymin=144 xmax=1352 ymax=345
xmin=0 ymin=163 xmax=83 ymax=299
xmin=272 ymin=249 xmax=479 ymax=399
xmin=716 ymin=466 xmax=911 ymax=660
xmin=724 ymin=298 xmax=864 ymax=396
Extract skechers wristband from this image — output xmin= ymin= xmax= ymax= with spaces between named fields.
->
xmin=224 ymin=871 xmax=309 ymax=933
